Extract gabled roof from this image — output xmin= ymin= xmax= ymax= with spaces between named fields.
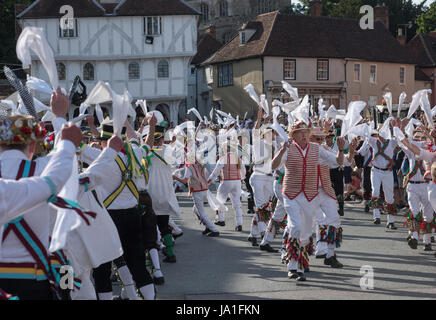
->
xmin=208 ymin=11 xmax=416 ymax=65
xmin=407 ymin=33 xmax=436 ymax=68
xmin=17 ymin=0 xmax=200 ymax=19
xmin=192 ymin=33 xmax=223 ymax=66
xmin=415 ymin=67 xmax=432 ymax=82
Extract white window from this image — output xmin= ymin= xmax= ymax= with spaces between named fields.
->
xmin=158 ymin=60 xmax=169 ymax=78
xmin=354 ymin=63 xmax=361 ymax=82
xmin=219 ymin=1 xmax=228 ymax=17
xmin=200 ymin=3 xmax=209 ymax=22
xmin=317 ymin=59 xmax=329 ymax=80
xmin=240 ymin=32 xmax=246 ymax=44
xmin=400 ymin=67 xmax=405 ymax=84
xmin=144 ymin=17 xmax=162 ymax=36
xmin=218 ymin=64 xmax=233 ymax=87
xmin=370 ymin=65 xmax=377 ymax=83
xmin=59 ymin=18 xmax=78 ymax=38
xmin=283 ymin=59 xmax=296 ymax=80
xmin=128 ymin=62 xmax=140 ymax=80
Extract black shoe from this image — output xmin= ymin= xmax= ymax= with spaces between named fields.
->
xmin=316 ymin=254 xmax=326 ymax=259
xmin=214 ymin=220 xmax=225 ymax=227
xmin=296 ymin=272 xmax=306 ymax=281
xmin=208 ymin=231 xmax=220 ymax=237
xmin=260 ymin=244 xmax=278 ymax=253
xmin=247 ymin=209 xmax=254 ymax=214
xmin=288 ymin=270 xmax=298 ymax=279
xmin=373 ymin=218 xmax=381 ymax=225
xmin=235 ymin=225 xmax=242 ymax=232
xmin=364 ymin=205 xmax=370 ymax=212
xmin=386 ymin=223 xmax=397 ymax=230
xmin=324 ymin=256 xmax=344 ymax=268
xmin=408 ymin=238 xmax=418 ymax=250
xmin=202 ymin=228 xmax=212 ymax=235
xmin=153 ymin=276 xmax=165 ymax=285
xmin=173 ymin=232 xmax=183 ymax=239
xmin=163 ymin=255 xmax=176 ymax=263
xmin=248 ymin=237 xmax=258 ymax=246
xmin=424 ymin=244 xmax=432 ymax=251
xmin=431 ymin=237 xmax=435 ymax=243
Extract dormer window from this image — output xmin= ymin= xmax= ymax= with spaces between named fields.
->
xmin=239 ymin=29 xmax=255 ymax=45
xmin=240 ymin=32 xmax=246 ymax=45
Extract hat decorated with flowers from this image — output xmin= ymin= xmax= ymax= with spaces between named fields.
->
xmin=290 ymin=120 xmax=312 ymax=134
xmin=0 ymin=115 xmax=47 ymax=145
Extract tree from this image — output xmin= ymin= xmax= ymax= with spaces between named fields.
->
xmin=280 ymin=2 xmax=308 ymax=15
xmin=416 ymin=0 xmax=436 ymax=34
xmin=0 ymin=0 xmax=33 ymax=79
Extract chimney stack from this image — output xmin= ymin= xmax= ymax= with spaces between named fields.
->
xmin=397 ymin=28 xmax=406 ymax=46
xmin=205 ymin=25 xmax=216 ymax=39
xmin=375 ymin=4 xmax=389 ymax=29
xmin=309 ymin=0 xmax=322 ymax=17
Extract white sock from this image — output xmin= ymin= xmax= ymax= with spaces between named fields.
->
xmin=117 ymin=265 xmax=138 ymax=300
xmin=387 ymin=214 xmax=395 ymax=223
xmin=423 ymin=234 xmax=431 ymax=245
xmin=139 ymin=284 xmax=155 ymax=300
xmin=412 ymin=231 xmax=419 ymax=240
xmin=149 ymin=249 xmax=163 ymax=278
xmin=98 ymin=292 xmax=113 ymax=300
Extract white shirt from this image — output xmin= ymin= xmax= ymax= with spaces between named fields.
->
xmin=368 ymin=137 xmax=398 ymax=169
xmin=0 ymin=140 xmax=76 ymax=262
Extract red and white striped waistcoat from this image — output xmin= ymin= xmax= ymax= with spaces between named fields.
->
xmin=221 ymin=152 xmax=241 ymax=181
xmin=282 ymin=143 xmax=336 ymax=202
xmin=188 ymin=162 xmax=209 ymax=193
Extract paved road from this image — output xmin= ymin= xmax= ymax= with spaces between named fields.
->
xmin=149 ymin=192 xmax=436 ymax=300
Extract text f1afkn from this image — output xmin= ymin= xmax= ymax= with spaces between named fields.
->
xmin=176 ymin=304 xmax=260 ymax=318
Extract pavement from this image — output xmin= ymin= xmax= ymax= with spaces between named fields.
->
xmin=114 ymin=192 xmax=436 ymax=300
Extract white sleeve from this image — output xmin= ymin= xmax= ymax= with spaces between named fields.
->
xmin=184 ymin=167 xmax=192 ymax=179
xmin=80 ymin=147 xmax=118 ymax=190
xmin=207 ymin=158 xmax=225 ymax=181
xmin=318 ymin=146 xmax=339 ymax=167
xmin=81 ymin=145 xmax=102 ymax=164
xmin=420 ymin=149 xmax=436 ymax=163
xmin=0 ymin=139 xmax=76 ymax=225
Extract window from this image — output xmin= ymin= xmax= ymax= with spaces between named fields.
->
xmin=128 ymin=62 xmax=140 ymax=80
xmin=83 ymin=62 xmax=94 ymax=81
xmin=59 ymin=18 xmax=78 ymax=38
xmin=158 ymin=60 xmax=169 ymax=78
xmin=354 ymin=63 xmax=361 ymax=82
xmin=283 ymin=59 xmax=296 ymax=80
xmin=219 ymin=1 xmax=228 ymax=17
xmin=144 ymin=17 xmax=162 ymax=36
xmin=258 ymin=0 xmax=272 ymax=14
xmin=317 ymin=59 xmax=329 ymax=80
xmin=56 ymin=62 xmax=66 ymax=80
xmin=241 ymin=32 xmax=246 ymax=44
xmin=370 ymin=65 xmax=377 ymax=83
xmin=400 ymin=67 xmax=405 ymax=84
xmin=218 ymin=64 xmax=233 ymax=87
xmin=200 ymin=3 xmax=209 ymax=22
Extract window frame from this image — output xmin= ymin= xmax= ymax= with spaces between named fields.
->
xmin=59 ymin=18 xmax=78 ymax=38
xmin=128 ymin=62 xmax=140 ymax=80
xmin=219 ymin=1 xmax=228 ymax=17
xmin=317 ymin=59 xmax=329 ymax=81
xmin=369 ymin=64 xmax=377 ymax=84
xmin=353 ymin=63 xmax=361 ymax=82
xmin=217 ymin=63 xmax=233 ymax=87
xmin=56 ymin=62 xmax=66 ymax=81
xmin=83 ymin=62 xmax=95 ymax=81
xmin=283 ymin=59 xmax=296 ymax=80
xmin=400 ymin=66 xmax=405 ymax=85
xmin=200 ymin=3 xmax=209 ymax=22
xmin=144 ymin=16 xmax=162 ymax=36
xmin=157 ymin=60 xmax=169 ymax=78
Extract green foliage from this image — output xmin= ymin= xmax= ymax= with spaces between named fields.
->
xmin=416 ymin=0 xmax=436 ymax=34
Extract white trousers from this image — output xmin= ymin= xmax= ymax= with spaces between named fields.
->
xmin=192 ymin=191 xmax=219 ymax=232
xmin=284 ymin=190 xmax=340 ymax=272
xmin=260 ymin=180 xmax=287 ymax=245
xmin=249 ymin=173 xmax=274 ymax=237
xmin=216 ymin=180 xmax=243 ymax=226
xmin=371 ymin=168 xmax=395 ymax=222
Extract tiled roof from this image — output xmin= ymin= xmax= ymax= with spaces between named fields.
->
xmin=208 ymin=11 xmax=415 ymax=65
xmin=407 ymin=33 xmax=436 ymax=67
xmin=192 ymin=33 xmax=223 ymax=65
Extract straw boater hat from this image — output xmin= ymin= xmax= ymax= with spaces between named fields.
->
xmin=290 ymin=121 xmax=312 ymax=134
xmin=0 ymin=115 xmax=46 ymax=145
xmin=100 ymin=120 xmax=126 ymax=141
